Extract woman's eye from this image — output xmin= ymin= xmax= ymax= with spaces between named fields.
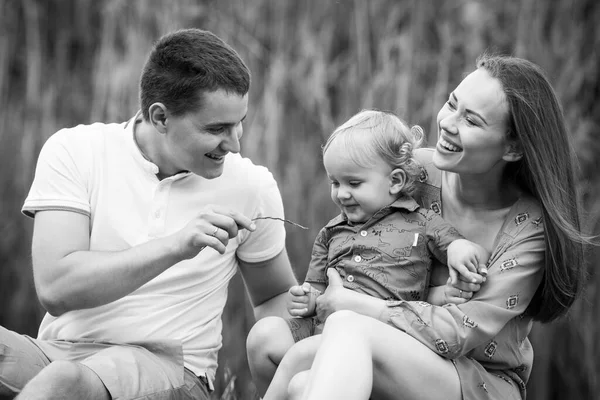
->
xmin=465 ymin=117 xmax=477 ymax=127
xmin=446 ymin=101 xmax=456 ymax=110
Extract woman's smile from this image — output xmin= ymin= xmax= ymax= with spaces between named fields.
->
xmin=438 ymin=137 xmax=463 ymax=153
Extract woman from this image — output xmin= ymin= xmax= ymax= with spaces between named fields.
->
xmin=283 ymin=54 xmax=586 ymax=400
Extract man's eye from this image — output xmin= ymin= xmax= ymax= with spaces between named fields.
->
xmin=208 ymin=126 xmax=226 ymax=134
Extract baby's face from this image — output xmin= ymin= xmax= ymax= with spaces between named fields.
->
xmin=323 ymin=140 xmax=395 ymax=224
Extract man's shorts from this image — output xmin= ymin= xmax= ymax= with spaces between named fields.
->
xmin=285 ymin=316 xmax=324 ymax=343
xmin=0 ymin=326 xmax=210 ymax=399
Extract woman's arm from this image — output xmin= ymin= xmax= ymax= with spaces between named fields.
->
xmin=382 ymin=220 xmax=545 ymax=359
xmin=425 ymin=209 xmax=487 ymax=306
xmin=317 ymin=213 xmax=545 ymax=359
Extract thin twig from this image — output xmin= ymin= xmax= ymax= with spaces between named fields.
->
xmin=252 ymin=216 xmax=309 ymax=230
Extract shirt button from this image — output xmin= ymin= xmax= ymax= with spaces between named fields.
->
xmin=154 ymin=210 xmax=161 ymax=218
xmin=360 ymin=230 xmax=368 ymax=237
xmin=347 ymin=275 xmax=355 ymax=282
xmin=354 ymin=255 xmax=362 ymax=262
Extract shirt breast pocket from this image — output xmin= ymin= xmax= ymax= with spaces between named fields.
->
xmin=390 ymin=231 xmax=422 ymax=258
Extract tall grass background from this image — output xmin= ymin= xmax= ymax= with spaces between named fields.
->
xmin=0 ymin=0 xmax=598 ymax=399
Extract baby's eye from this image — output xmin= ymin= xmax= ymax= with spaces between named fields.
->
xmin=349 ymin=181 xmax=361 ymax=187
xmin=330 ymin=181 xmax=339 ymax=187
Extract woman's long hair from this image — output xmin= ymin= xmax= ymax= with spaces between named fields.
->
xmin=477 ymin=54 xmax=586 ymax=322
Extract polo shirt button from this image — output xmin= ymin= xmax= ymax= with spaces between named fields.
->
xmin=154 ymin=210 xmax=161 ymax=218
xmin=354 ymin=255 xmax=362 ymax=262
xmin=360 ymin=230 xmax=368 ymax=237
xmin=347 ymin=275 xmax=355 ymax=282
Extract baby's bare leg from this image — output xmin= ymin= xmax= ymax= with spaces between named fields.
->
xmin=263 ymin=335 xmax=322 ymax=400
xmin=247 ymin=317 xmax=296 ymax=396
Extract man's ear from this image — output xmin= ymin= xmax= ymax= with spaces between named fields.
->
xmin=148 ymin=103 xmax=168 ymax=134
xmin=503 ymin=140 xmax=523 ymax=162
xmin=389 ymin=168 xmax=407 ymax=195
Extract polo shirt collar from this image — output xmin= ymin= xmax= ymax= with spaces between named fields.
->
xmin=325 ymin=195 xmax=420 ymax=228
xmin=124 ymin=110 xmax=160 ymax=175
xmin=124 ymin=111 xmax=193 ymax=181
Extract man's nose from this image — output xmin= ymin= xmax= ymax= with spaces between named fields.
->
xmin=222 ymin=125 xmax=242 ymax=153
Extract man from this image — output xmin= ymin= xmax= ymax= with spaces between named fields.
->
xmin=0 ymin=28 xmax=297 ymax=400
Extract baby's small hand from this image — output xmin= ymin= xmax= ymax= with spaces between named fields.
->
xmin=287 ymin=283 xmax=317 ymax=317
xmin=447 ymin=239 xmax=489 ymax=285
xmin=301 ymin=282 xmax=312 ymax=294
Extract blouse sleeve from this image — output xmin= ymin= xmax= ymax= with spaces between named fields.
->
xmin=384 ymin=203 xmax=545 ymax=359
xmin=423 ymin=209 xmax=465 ymax=265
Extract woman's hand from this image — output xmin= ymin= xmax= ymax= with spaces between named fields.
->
xmin=443 ymin=274 xmax=483 ymax=305
xmin=315 ymin=268 xmax=348 ymax=322
xmin=316 ymin=268 xmax=386 ymax=322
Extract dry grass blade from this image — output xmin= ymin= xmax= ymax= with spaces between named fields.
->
xmin=252 ymin=216 xmax=309 ymax=230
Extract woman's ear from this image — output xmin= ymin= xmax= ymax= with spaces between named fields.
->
xmin=148 ymin=103 xmax=169 ymax=134
xmin=503 ymin=140 xmax=523 ymax=162
xmin=389 ymin=168 xmax=407 ymax=195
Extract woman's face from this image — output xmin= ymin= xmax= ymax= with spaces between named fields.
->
xmin=433 ymin=68 xmax=511 ymax=175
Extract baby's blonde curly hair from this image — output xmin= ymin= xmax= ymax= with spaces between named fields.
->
xmin=323 ymin=109 xmax=424 ymax=194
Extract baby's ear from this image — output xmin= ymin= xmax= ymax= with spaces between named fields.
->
xmin=389 ymin=168 xmax=406 ymax=195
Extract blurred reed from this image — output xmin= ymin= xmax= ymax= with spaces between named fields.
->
xmin=0 ymin=0 xmax=598 ymax=399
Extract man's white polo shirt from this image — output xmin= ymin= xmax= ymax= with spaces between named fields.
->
xmin=22 ymin=115 xmax=287 ymax=382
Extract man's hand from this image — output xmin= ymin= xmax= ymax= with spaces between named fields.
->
xmin=173 ymin=206 xmax=256 ymax=259
xmin=287 ymin=282 xmax=320 ymax=317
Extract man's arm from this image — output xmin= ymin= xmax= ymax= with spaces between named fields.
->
xmin=32 ymin=206 xmax=254 ymax=317
xmin=32 ymin=210 xmax=185 ymax=316
xmin=238 ymin=248 xmax=298 ymax=320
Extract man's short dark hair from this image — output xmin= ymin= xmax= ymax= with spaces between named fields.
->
xmin=140 ymin=28 xmax=250 ymax=120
